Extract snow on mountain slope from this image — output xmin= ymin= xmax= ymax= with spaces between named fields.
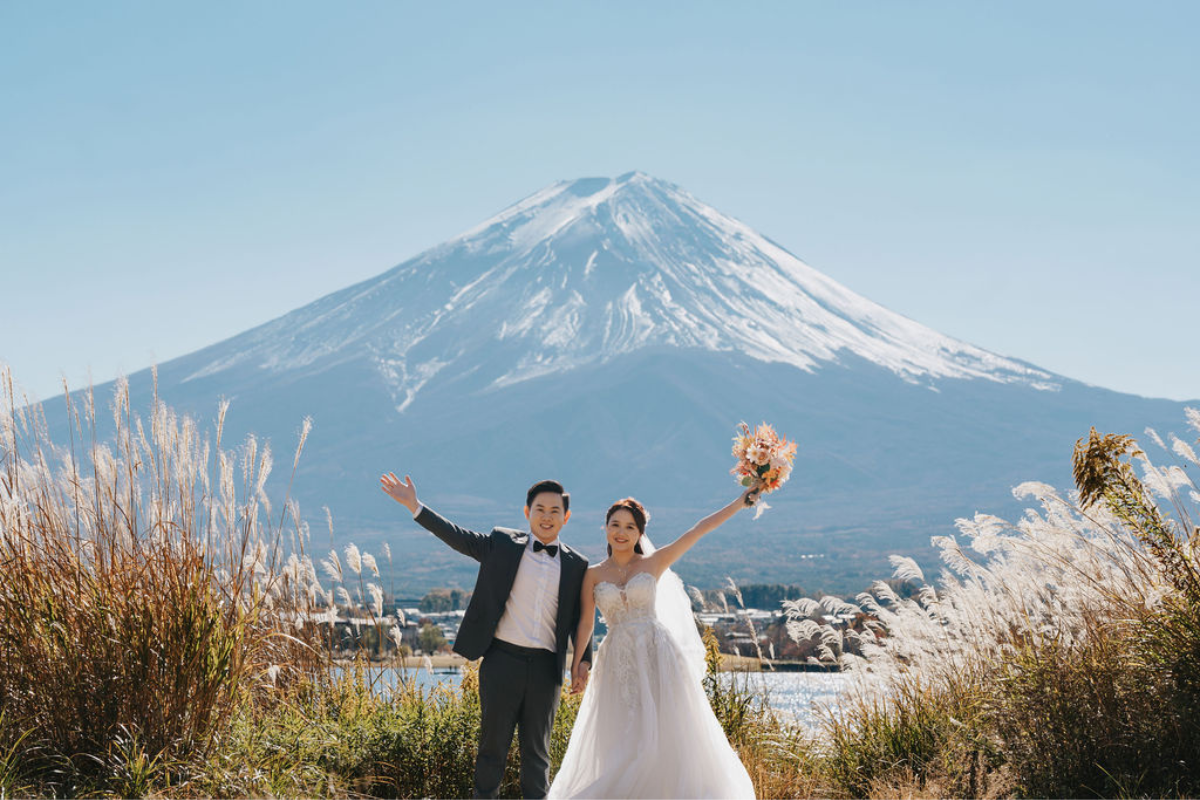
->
xmin=182 ymin=171 xmax=1057 ymax=412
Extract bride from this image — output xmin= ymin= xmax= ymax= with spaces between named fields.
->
xmin=548 ymin=492 xmax=758 ymax=799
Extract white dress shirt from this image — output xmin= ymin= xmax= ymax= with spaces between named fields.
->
xmin=415 ymin=503 xmax=560 ymax=652
xmin=494 ymin=536 xmax=561 ymax=652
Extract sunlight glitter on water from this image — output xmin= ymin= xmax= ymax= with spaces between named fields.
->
xmin=354 ymin=667 xmax=853 ymax=730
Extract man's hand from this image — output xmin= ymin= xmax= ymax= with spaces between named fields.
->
xmin=570 ymin=661 xmax=590 ymax=694
xmin=380 ymin=472 xmax=420 ymax=515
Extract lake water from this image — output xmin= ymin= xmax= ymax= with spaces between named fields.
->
xmin=357 ymin=666 xmax=853 ymax=731
xmin=722 ymin=669 xmax=855 ymax=729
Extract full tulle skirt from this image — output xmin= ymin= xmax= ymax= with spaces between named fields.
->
xmin=548 ymin=617 xmax=755 ymax=799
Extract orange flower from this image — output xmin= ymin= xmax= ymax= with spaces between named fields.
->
xmin=730 ymin=421 xmax=798 ymax=496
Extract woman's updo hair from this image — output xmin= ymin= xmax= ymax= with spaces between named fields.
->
xmin=606 ymin=497 xmax=649 ymax=533
xmin=606 ymin=497 xmax=650 ymax=555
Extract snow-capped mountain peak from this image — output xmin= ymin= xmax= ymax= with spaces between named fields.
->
xmin=183 ymin=173 xmax=1057 ymax=410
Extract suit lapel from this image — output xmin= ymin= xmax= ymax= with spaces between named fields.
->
xmin=499 ymin=533 xmax=528 ymax=595
xmin=555 ymin=547 xmax=577 ymax=647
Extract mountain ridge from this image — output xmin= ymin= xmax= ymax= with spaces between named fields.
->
xmin=30 ymin=173 xmax=1193 ymax=594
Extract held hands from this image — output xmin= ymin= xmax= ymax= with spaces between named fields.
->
xmin=570 ymin=661 xmax=590 ymax=694
xmin=380 ymin=472 xmax=420 ymax=514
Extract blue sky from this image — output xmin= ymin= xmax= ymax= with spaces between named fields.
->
xmin=2 ymin=2 xmax=1197 ymax=401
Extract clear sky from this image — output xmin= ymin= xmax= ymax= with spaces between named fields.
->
xmin=2 ymin=2 xmax=1197 ymax=402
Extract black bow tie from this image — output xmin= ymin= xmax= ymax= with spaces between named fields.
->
xmin=533 ymin=541 xmax=558 ymax=557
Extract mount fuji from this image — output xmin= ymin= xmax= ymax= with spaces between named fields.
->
xmin=40 ymin=172 xmax=1193 ymax=594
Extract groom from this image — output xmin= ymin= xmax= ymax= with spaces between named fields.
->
xmin=380 ymin=473 xmax=592 ymax=799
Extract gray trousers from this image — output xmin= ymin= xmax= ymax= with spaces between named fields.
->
xmin=475 ymin=641 xmax=562 ymax=799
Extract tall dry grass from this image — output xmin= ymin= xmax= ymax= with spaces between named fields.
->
xmin=794 ymin=412 xmax=1200 ymax=798
xmin=0 ymin=367 xmax=329 ymax=793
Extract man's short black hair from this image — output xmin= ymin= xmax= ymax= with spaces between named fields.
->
xmin=526 ymin=479 xmax=570 ymax=513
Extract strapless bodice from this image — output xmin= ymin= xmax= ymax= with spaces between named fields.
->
xmin=594 ymin=571 xmax=657 ymax=627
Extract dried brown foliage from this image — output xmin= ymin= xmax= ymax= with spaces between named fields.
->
xmin=0 ymin=367 xmax=324 ymax=793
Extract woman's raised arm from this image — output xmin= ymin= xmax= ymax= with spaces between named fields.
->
xmin=648 ymin=490 xmax=758 ymax=573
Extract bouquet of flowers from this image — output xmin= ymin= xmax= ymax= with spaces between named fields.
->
xmin=731 ymin=422 xmax=797 ymax=516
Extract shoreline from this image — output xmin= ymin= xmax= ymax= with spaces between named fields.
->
xmin=343 ymin=653 xmax=837 ymax=673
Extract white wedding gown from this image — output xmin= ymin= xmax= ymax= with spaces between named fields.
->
xmin=548 ymin=571 xmax=755 ymax=799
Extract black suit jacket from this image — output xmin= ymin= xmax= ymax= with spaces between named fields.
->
xmin=415 ymin=505 xmax=593 ymax=675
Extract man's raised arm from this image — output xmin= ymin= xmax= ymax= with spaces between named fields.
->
xmin=380 ymin=472 xmax=492 ymax=562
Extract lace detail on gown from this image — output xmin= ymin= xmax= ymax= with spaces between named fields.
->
xmin=593 ymin=573 xmax=657 ymax=625
xmin=594 ymin=575 xmax=660 ymax=713
xmin=548 ymin=572 xmax=755 ymax=799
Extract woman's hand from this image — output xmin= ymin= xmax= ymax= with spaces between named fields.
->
xmin=741 ymin=488 xmax=761 ymax=508
xmin=570 ymin=661 xmax=591 ymax=694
